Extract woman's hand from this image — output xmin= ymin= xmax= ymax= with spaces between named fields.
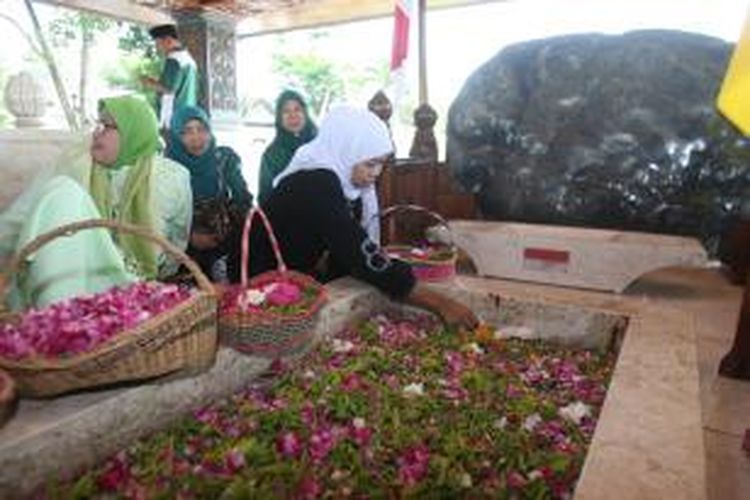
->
xmin=435 ymin=296 xmax=480 ymax=331
xmin=190 ymin=232 xmax=221 ymax=250
xmin=406 ymin=284 xmax=480 ymax=331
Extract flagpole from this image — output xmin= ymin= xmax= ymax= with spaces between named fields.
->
xmin=409 ymin=0 xmax=438 ymax=161
xmin=418 ymin=0 xmax=427 ymax=105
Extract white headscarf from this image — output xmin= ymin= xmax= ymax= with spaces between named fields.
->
xmin=273 ymin=105 xmax=393 ymax=243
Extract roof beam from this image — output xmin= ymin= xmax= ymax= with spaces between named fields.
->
xmin=239 ymin=0 xmax=507 ymax=37
xmin=33 ymin=0 xmax=173 ymax=25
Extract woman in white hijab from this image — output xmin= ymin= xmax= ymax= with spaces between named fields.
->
xmin=273 ymin=105 xmax=387 ymax=243
xmin=229 ymin=105 xmax=477 ymax=329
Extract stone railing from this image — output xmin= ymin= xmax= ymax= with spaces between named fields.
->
xmin=0 ymin=129 xmax=81 ymax=211
xmin=0 ymin=71 xmax=81 ymax=210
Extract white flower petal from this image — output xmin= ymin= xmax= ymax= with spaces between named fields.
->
xmin=523 ymin=413 xmax=543 ymax=432
xmin=559 ymin=401 xmax=591 ymax=425
xmin=494 ymin=416 xmax=508 ymax=430
xmin=403 ymin=382 xmax=425 ymax=396
xmin=332 ymin=339 xmax=355 ymax=353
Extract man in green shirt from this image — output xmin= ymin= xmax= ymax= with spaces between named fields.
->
xmin=141 ymin=24 xmax=199 ymax=130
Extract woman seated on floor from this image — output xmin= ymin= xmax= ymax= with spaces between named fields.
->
xmin=0 ymin=95 xmax=192 ymax=309
xmin=227 ymin=105 xmax=478 ymax=329
xmin=257 ymin=90 xmax=317 ymax=205
xmin=167 ymin=105 xmax=252 ymax=279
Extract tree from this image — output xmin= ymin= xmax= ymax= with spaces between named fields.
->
xmin=1 ymin=1 xmax=77 ymax=129
xmin=49 ymin=11 xmax=114 ymax=125
xmin=102 ymin=25 xmax=162 ymax=106
xmin=271 ymin=31 xmax=390 ymax=120
xmin=0 ymin=66 xmax=8 ymax=127
xmin=272 ymin=53 xmax=345 ymax=120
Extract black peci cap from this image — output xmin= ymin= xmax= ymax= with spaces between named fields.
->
xmin=148 ymin=24 xmax=179 ymax=40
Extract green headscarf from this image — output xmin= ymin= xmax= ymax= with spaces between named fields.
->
xmin=258 ymin=90 xmax=317 ymax=203
xmin=166 ymin=105 xmax=220 ymax=199
xmin=89 ymin=96 xmax=160 ymax=278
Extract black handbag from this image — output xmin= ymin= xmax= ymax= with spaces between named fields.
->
xmin=191 ymin=154 xmax=244 ymax=239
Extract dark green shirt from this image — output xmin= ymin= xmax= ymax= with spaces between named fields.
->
xmin=157 ymin=48 xmax=198 ymax=127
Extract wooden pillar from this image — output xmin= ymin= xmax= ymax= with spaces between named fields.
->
xmin=719 ymin=274 xmax=750 ymax=379
xmin=417 ymin=0 xmax=428 ymax=106
xmin=409 ymin=0 xmax=438 ymax=162
xmin=371 ymin=89 xmax=396 ymax=242
xmin=175 ymin=11 xmax=238 ymax=120
xmin=719 ymin=219 xmax=750 ymax=379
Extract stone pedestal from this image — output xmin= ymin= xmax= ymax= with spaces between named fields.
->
xmin=368 ymin=90 xmax=393 ymax=127
xmin=409 ymin=103 xmax=438 ymax=161
xmin=447 ymin=220 xmax=708 ymax=292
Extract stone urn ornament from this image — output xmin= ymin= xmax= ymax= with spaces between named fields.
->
xmin=4 ymin=71 xmax=46 ymax=128
xmin=409 ymin=103 xmax=438 ymax=161
xmin=368 ymin=90 xmax=393 ymax=126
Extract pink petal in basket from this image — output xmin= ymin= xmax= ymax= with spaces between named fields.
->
xmin=265 ymin=282 xmax=302 ymax=306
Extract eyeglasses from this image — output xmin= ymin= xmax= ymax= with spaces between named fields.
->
xmin=93 ymin=120 xmax=118 ymax=134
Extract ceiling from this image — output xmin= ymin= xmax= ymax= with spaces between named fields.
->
xmin=133 ymin=0 xmax=306 ymax=19
xmin=35 ymin=0 xmax=505 ymax=34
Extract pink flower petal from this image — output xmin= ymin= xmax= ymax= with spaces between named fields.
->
xmin=397 ymin=444 xmax=430 ymax=486
xmin=276 ymin=431 xmax=303 ymax=459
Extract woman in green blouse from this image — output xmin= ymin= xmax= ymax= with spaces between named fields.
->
xmin=0 ymin=95 xmax=193 ymax=309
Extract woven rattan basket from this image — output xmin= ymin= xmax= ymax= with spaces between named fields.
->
xmin=379 ymin=205 xmax=457 ymax=282
xmin=219 ymin=208 xmax=326 ymax=357
xmin=0 ymin=370 xmax=15 ymax=427
xmin=0 ymin=219 xmax=218 ymax=398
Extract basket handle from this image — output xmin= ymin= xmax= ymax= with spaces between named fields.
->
xmin=0 ymin=218 xmax=215 ymax=310
xmin=372 ymin=204 xmax=455 ymax=247
xmin=241 ymin=207 xmax=287 ymax=287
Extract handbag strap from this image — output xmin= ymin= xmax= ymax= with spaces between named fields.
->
xmin=215 ymin=150 xmax=230 ymax=201
xmin=240 ymin=207 xmax=287 ymax=287
xmin=369 ymin=204 xmax=455 ymax=248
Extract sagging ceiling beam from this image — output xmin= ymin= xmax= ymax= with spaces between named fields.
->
xmin=239 ymin=0 xmax=508 ymax=37
xmin=33 ymin=0 xmax=173 ymax=26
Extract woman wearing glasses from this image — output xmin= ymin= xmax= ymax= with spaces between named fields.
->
xmin=0 ymin=95 xmax=192 ymax=309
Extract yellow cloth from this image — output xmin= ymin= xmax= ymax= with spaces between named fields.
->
xmin=717 ymin=7 xmax=750 ymax=136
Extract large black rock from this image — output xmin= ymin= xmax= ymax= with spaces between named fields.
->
xmin=447 ymin=30 xmax=750 ymax=254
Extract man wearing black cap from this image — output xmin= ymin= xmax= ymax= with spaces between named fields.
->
xmin=141 ymin=24 xmax=198 ymax=130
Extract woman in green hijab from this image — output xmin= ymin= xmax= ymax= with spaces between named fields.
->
xmin=3 ymin=95 xmax=192 ymax=309
xmin=258 ymin=90 xmax=317 ymax=204
xmin=167 ymin=105 xmax=252 ymax=278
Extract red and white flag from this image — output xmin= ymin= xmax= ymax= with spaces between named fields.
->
xmin=390 ymin=0 xmax=413 ymax=71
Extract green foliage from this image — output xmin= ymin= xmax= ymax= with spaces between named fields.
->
xmin=48 ymin=11 xmax=114 ymax=46
xmin=46 ymin=10 xmax=116 ymax=124
xmin=102 ymin=53 xmax=162 ymax=105
xmin=118 ymin=25 xmax=159 ymax=60
xmin=272 ymin=52 xmax=345 ymax=118
xmin=271 ymin=32 xmax=389 ymax=118
xmin=101 ymin=25 xmax=161 ymax=105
